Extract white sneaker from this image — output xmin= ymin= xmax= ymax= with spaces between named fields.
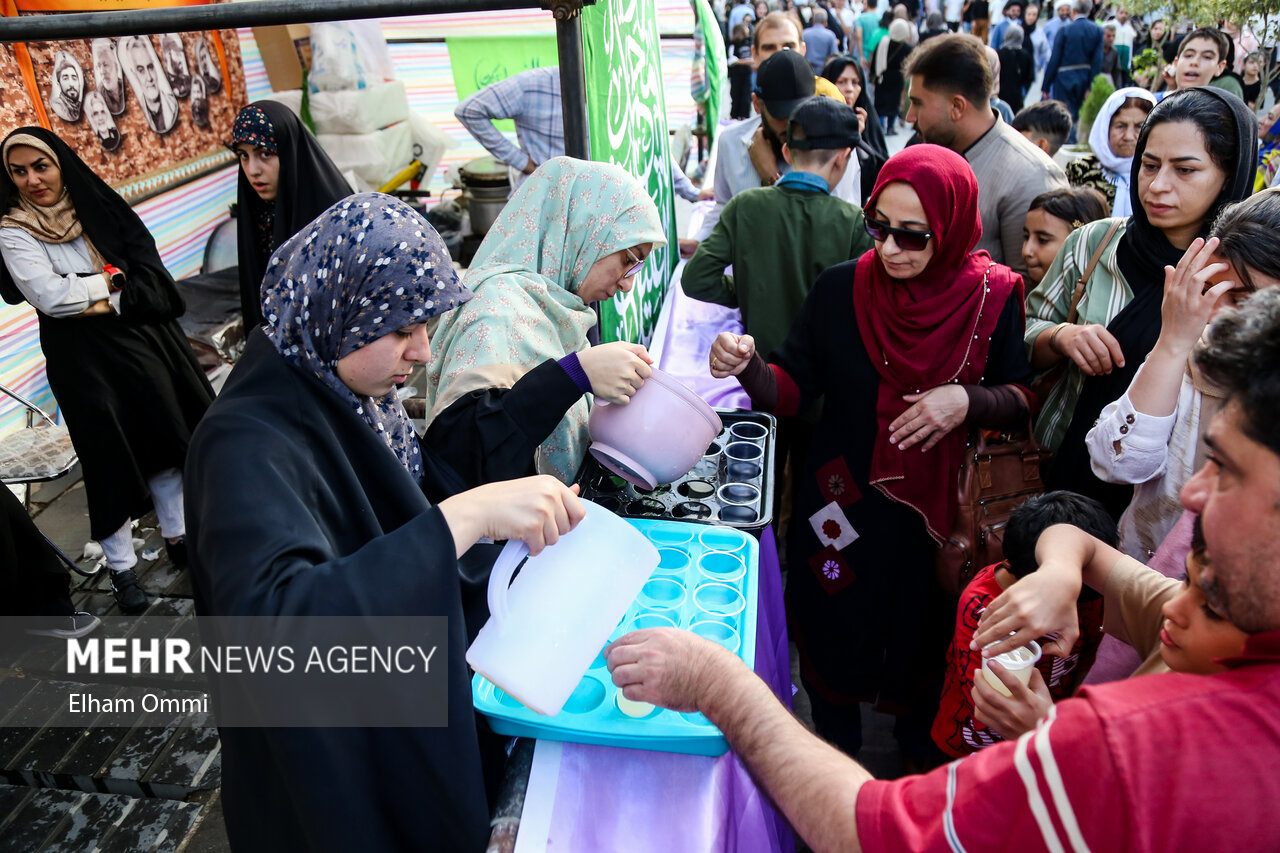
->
xmin=25 ymin=612 xmax=101 ymax=639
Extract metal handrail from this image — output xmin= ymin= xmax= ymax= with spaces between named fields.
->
xmin=0 ymin=382 xmax=57 ymax=428
xmin=0 ymin=0 xmax=563 ymax=42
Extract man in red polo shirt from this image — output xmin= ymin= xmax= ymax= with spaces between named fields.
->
xmin=607 ymin=288 xmax=1280 ymax=852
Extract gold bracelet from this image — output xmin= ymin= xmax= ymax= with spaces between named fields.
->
xmin=1048 ymin=322 xmax=1070 ymax=355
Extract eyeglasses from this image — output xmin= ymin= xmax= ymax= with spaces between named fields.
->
xmin=864 ymin=218 xmax=934 ymax=252
xmin=623 ymin=246 xmax=647 ymax=278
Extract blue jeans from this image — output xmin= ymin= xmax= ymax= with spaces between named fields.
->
xmin=1052 ymin=68 xmax=1091 ymax=142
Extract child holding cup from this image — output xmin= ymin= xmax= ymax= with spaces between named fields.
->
xmin=969 ymin=514 xmax=1248 ymax=742
xmin=930 ymin=491 xmax=1115 ymax=758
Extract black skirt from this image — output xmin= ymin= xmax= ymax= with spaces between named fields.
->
xmin=38 ymin=311 xmax=213 ymax=540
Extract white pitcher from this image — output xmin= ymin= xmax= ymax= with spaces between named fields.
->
xmin=466 ymin=500 xmax=659 ymax=716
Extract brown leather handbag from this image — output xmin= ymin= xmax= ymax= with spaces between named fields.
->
xmin=935 ymin=394 xmax=1051 ymax=597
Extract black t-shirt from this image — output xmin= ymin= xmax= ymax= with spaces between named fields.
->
xmin=1243 ymin=79 xmax=1262 ymax=108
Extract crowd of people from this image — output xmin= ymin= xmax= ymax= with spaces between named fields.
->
xmin=2 ymin=5 xmax=1280 ymax=849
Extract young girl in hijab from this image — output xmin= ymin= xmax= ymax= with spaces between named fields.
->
xmin=1026 ymin=88 xmax=1258 ymax=519
xmin=0 ymin=128 xmax=213 ymax=614
xmin=1020 ymin=185 xmax=1110 ymax=287
xmin=823 ymin=54 xmax=889 ymax=200
xmin=186 ymin=193 xmax=587 ymax=853
xmin=228 ymin=100 xmax=350 ymax=329
xmin=1066 ymin=87 xmax=1157 ymax=217
xmin=426 ymin=157 xmax=667 ymax=484
xmin=708 ymin=145 xmax=1035 ymax=764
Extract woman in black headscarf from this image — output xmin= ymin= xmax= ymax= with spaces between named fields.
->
xmin=227 ymin=100 xmax=350 ymax=329
xmin=186 ymin=193 xmax=585 ymax=852
xmin=0 ymin=127 xmax=214 ymax=613
xmin=822 ymin=54 xmax=889 ymax=200
xmin=1023 ymin=88 xmax=1258 ymax=519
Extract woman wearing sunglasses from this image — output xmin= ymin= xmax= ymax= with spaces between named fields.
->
xmin=425 ymin=157 xmax=666 ymax=484
xmin=708 ymin=144 xmax=1035 ymax=764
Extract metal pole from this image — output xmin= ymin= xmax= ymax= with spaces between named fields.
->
xmin=0 ymin=0 xmax=541 ymax=42
xmin=555 ymin=14 xmax=590 ymax=160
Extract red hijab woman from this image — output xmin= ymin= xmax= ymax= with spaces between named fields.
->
xmin=708 ymin=143 xmax=1034 ymax=761
xmin=853 ymin=143 xmax=1030 ymax=542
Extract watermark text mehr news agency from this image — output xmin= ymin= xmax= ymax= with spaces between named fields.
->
xmin=65 ymin=638 xmax=439 ymax=675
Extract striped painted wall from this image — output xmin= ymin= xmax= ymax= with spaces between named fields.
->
xmin=235 ymin=10 xmax=699 ymax=205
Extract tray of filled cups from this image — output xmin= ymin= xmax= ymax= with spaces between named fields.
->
xmin=574 ymin=410 xmax=776 ymax=530
xmin=471 ymin=520 xmax=759 ymax=756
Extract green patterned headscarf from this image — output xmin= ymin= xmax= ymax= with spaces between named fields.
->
xmin=425 ymin=157 xmax=666 ymax=482
xmin=430 ymin=156 xmax=670 ymax=481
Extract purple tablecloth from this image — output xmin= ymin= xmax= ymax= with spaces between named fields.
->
xmin=517 ymin=526 xmax=796 ymax=853
xmin=648 ymin=261 xmax=750 ymax=411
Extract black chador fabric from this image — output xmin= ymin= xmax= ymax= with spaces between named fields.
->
xmin=0 ymin=486 xmax=71 ymax=618
xmin=822 ymin=57 xmax=888 ymax=200
xmin=185 ymin=331 xmax=493 ymax=853
xmin=233 ymin=101 xmax=350 ymax=328
xmin=1049 ymin=88 xmax=1258 ymax=518
xmin=0 ymin=127 xmax=213 ymax=541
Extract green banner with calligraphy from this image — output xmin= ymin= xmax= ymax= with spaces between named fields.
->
xmin=582 ymin=0 xmax=678 ymax=345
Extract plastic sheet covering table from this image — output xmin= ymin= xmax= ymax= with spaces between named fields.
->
xmin=647 ymin=259 xmax=750 ymax=411
xmin=513 ymin=526 xmax=795 ymax=853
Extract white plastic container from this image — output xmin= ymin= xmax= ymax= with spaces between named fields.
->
xmin=466 ymin=500 xmax=659 ymax=716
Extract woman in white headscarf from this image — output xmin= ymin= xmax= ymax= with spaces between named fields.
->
xmin=1066 ymin=87 xmax=1157 ymax=217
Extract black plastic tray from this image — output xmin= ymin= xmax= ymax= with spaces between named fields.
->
xmin=575 ymin=410 xmax=776 ymax=531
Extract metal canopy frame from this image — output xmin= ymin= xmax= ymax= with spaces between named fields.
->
xmin=0 ymin=0 xmax=595 ymax=158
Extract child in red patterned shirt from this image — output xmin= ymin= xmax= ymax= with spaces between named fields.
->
xmin=930 ymin=491 xmax=1115 ymax=758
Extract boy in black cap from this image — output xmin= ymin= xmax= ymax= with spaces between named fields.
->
xmin=700 ymin=49 xmax=864 ymax=248
xmin=684 ymin=95 xmax=873 ymax=363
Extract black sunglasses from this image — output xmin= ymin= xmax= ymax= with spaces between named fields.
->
xmin=864 ymin=218 xmax=934 ymax=252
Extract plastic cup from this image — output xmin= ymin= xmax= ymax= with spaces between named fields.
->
xmin=980 ymin=640 xmax=1042 ymax=697
xmin=693 ymin=442 xmax=723 ymax=477
xmin=693 ymin=582 xmax=746 ymax=618
xmin=716 ymin=482 xmax=760 ymax=507
xmin=690 ymin=619 xmax=741 ymax=653
xmin=697 ymin=527 xmax=747 ymax=555
xmin=646 ymin=525 xmax=695 ymax=547
xmin=637 ymin=577 xmax=686 ymax=611
xmin=631 ymin=612 xmax=678 ymax=631
xmin=653 ymin=547 xmax=692 ymax=576
xmin=728 ymin=421 xmax=768 ymax=445
xmin=719 ymin=441 xmax=764 ymax=482
xmin=697 ymin=550 xmax=746 ymax=583
xmin=616 ymin=691 xmax=656 ymax=718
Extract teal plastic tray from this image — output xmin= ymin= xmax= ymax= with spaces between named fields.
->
xmin=471 ymin=519 xmax=759 ymax=757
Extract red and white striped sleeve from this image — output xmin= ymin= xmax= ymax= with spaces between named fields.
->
xmin=857 ymin=699 xmax=1128 ymax=853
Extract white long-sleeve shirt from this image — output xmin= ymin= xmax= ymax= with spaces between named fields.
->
xmin=1085 ymin=360 xmax=1203 ymax=561
xmin=0 ymin=227 xmax=115 ymax=318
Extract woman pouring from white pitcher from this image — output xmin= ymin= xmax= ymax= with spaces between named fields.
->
xmin=185 ymin=194 xmax=589 ymax=852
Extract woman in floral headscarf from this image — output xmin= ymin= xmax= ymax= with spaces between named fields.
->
xmin=227 ymin=100 xmax=349 ymax=328
xmin=186 ymin=193 xmax=588 ymax=853
xmin=426 ymin=157 xmax=668 ymax=484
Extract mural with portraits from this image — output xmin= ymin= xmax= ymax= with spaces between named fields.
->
xmin=8 ymin=25 xmax=247 ymax=184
